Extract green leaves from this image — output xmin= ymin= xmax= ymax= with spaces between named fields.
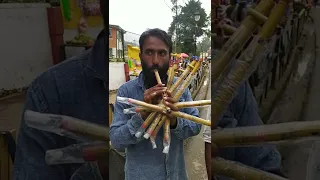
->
xmin=168 ymin=0 xmax=209 ymax=54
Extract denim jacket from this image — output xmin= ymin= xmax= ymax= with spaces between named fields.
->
xmin=110 ymin=73 xmax=202 ymax=180
xmin=13 ymin=31 xmax=109 ymax=180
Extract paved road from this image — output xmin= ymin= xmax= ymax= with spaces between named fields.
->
xmin=184 ymin=65 xmax=211 ymax=180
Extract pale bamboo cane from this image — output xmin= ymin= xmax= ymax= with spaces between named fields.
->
xmin=24 ymin=110 xmax=109 ymax=142
xmin=212 ymin=157 xmax=288 ymax=180
xmin=212 ymin=120 xmax=320 ymax=147
xmin=211 ymin=0 xmax=275 ymax=128
xmin=211 ymin=0 xmax=290 ymax=129
xmin=135 ymin=61 xmax=196 ymax=138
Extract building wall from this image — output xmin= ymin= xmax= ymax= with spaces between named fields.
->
xmin=109 ymin=62 xmax=126 ymax=90
xmin=0 ymin=3 xmax=52 ymax=90
xmin=109 ymin=27 xmax=117 ymax=48
xmin=0 ymin=3 xmax=103 ymax=90
xmin=109 ymin=27 xmax=124 ymax=59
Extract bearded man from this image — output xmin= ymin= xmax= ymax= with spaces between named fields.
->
xmin=110 ymin=28 xmax=202 ymax=180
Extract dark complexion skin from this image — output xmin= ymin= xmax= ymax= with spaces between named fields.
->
xmin=139 ymin=36 xmax=178 ymax=128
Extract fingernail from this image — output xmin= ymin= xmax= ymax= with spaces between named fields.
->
xmin=163 ymin=97 xmax=167 ymax=100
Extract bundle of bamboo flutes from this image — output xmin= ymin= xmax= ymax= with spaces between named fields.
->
xmin=117 ymin=60 xmax=211 ymax=153
xmin=210 ymin=0 xmax=310 ymax=179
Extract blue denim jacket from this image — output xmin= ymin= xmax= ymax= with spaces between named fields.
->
xmin=110 ymin=74 xmax=202 ymax=180
xmin=215 ymin=82 xmax=282 ymax=179
xmin=13 ymin=31 xmax=108 ymax=180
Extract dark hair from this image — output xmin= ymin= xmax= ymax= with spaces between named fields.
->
xmin=139 ymin=28 xmax=172 ymax=54
xmin=100 ymin=0 xmax=106 ymax=28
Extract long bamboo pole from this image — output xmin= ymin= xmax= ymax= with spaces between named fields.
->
xmin=211 ymin=0 xmax=275 ymax=97
xmin=211 ymin=0 xmax=290 ymax=128
xmin=212 ymin=121 xmax=320 ymax=147
xmin=24 ymin=110 xmax=109 ymax=142
xmin=212 ymin=157 xmax=288 ymax=180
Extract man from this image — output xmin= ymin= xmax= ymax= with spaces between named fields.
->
xmin=109 ymin=28 xmax=202 ymax=180
xmin=13 ymin=1 xmax=113 ymax=180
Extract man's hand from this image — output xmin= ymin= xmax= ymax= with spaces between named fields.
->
xmin=144 ymin=84 xmax=167 ymax=104
xmin=163 ymin=91 xmax=179 ymax=128
xmin=141 ymin=84 xmax=167 ymax=120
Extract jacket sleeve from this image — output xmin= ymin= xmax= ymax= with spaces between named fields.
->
xmin=109 ymin=86 xmax=145 ymax=150
xmin=13 ymin=78 xmax=103 ymax=180
xmin=233 ymin=82 xmax=282 ymax=172
xmin=171 ymin=88 xmax=202 ymax=140
xmin=13 ymin=81 xmax=72 ymax=180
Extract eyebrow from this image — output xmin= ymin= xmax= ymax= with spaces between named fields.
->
xmin=144 ymin=48 xmax=167 ymax=52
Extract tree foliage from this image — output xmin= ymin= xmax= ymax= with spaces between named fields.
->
xmin=168 ymin=0 xmax=209 ymax=55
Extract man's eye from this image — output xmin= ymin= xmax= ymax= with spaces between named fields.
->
xmin=145 ymin=51 xmax=152 ymax=55
xmin=159 ymin=51 xmax=166 ymax=56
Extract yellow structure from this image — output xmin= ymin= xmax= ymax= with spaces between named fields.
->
xmin=127 ymin=45 xmax=142 ymax=76
xmin=60 ymin=0 xmax=103 ymax=29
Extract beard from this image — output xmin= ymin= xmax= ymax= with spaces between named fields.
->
xmin=141 ymin=60 xmax=169 ymax=89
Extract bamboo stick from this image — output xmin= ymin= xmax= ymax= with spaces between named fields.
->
xmin=175 ymin=100 xmax=211 ymax=108
xmin=127 ymin=100 xmax=211 ymax=113
xmin=211 ymin=0 xmax=274 ymax=87
xmin=45 ymin=143 xmax=109 ymax=165
xmin=144 ymin=114 xmax=164 ymax=139
xmin=171 ymin=111 xmax=210 ymax=126
xmin=212 ymin=157 xmax=288 ymax=180
xmin=154 ymin=70 xmax=162 ymax=84
xmin=212 ymin=120 xmax=320 ymax=147
xmin=211 ymin=0 xmax=290 ymax=128
xmin=24 ymin=110 xmax=109 ymax=142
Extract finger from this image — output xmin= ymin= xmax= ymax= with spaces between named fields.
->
xmin=164 ymin=90 xmax=172 ymax=97
xmin=163 ymin=101 xmax=179 ymax=111
xmin=146 ymin=87 xmax=167 ymax=94
xmin=163 ymin=96 xmax=177 ymax=104
xmin=150 ymin=90 xmax=167 ymax=97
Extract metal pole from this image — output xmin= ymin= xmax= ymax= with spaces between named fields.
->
xmin=195 ymin=24 xmax=197 ymax=55
xmin=174 ymin=1 xmax=178 ymax=53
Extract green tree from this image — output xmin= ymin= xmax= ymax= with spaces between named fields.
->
xmin=168 ymin=0 xmax=208 ymax=55
xmin=197 ymin=35 xmax=211 ymax=58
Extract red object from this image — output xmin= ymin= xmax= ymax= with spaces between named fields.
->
xmin=47 ymin=7 xmax=64 ymax=65
xmin=124 ymin=63 xmax=130 ymax=82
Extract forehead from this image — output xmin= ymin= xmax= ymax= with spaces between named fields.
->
xmin=143 ymin=36 xmax=168 ymax=51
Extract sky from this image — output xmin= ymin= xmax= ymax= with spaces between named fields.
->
xmin=109 ymin=0 xmax=211 ymax=43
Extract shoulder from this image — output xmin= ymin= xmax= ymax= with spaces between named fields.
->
xmin=29 ymin=50 xmax=90 ymax=98
xmin=117 ymin=78 xmax=140 ymax=95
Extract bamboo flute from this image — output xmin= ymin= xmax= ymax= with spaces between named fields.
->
xmin=175 ymin=100 xmax=211 ymax=108
xmin=212 ymin=120 xmax=320 ymax=147
xmin=24 ymin=110 xmax=109 ymax=142
xmin=123 ymin=100 xmax=211 ymax=114
xmin=212 ymin=157 xmax=288 ymax=180
xmin=211 ymin=0 xmax=275 ymax=121
xmin=45 ymin=143 xmax=109 ymax=165
xmin=135 ymin=61 xmax=196 ymax=138
xmin=144 ymin=70 xmax=168 ymax=139
xmin=150 ymin=65 xmax=176 ymax=144
xmin=211 ymin=0 xmax=290 ymax=129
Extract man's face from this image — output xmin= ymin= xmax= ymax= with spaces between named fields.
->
xmin=139 ymin=36 xmax=170 ymax=89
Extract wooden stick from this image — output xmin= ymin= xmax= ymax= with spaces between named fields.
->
xmin=212 ymin=121 xmax=320 ymax=147
xmin=154 ymin=70 xmax=162 ymax=84
xmin=175 ymin=100 xmax=211 ymax=108
xmin=212 ymin=157 xmax=288 ymax=180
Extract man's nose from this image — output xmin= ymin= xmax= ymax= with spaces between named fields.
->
xmin=152 ymin=54 xmax=160 ymax=64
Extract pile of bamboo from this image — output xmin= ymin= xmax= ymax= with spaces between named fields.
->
xmin=210 ymin=0 xmax=317 ymax=179
xmin=117 ymin=60 xmax=211 ymax=152
xmin=22 ymin=59 xmax=211 ymax=164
